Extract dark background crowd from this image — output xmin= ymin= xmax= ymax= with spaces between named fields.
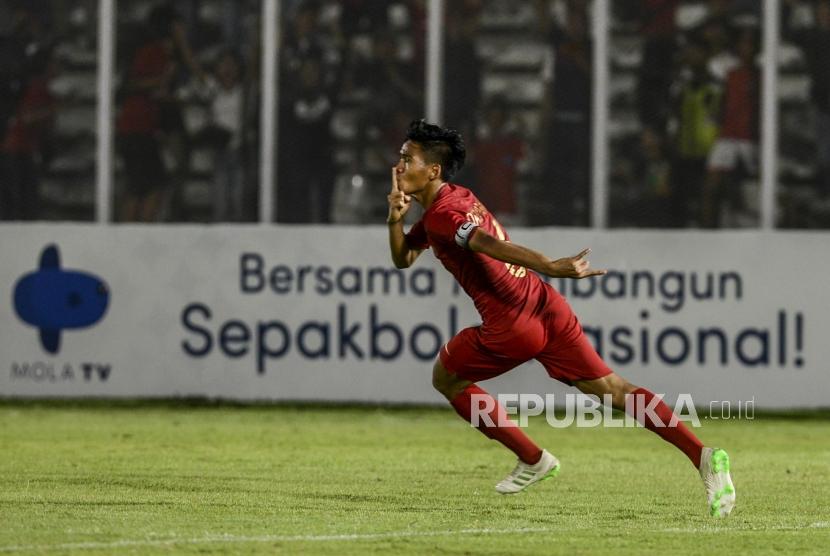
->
xmin=1 ymin=0 xmax=829 ymax=228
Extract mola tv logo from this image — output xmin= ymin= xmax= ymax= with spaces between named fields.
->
xmin=13 ymin=244 xmax=109 ymax=354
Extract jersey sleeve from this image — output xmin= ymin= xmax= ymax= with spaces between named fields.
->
xmin=404 ymin=219 xmax=429 ymax=250
xmin=428 ymin=209 xmax=478 ymax=249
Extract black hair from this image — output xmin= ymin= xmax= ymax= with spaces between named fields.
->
xmin=405 ymin=119 xmax=466 ymax=181
xmin=147 ymin=4 xmax=180 ymax=40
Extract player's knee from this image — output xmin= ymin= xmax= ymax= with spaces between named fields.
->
xmin=431 ymin=362 xmax=445 ymax=390
xmin=432 ymin=360 xmax=459 ymax=398
xmin=431 ymin=375 xmax=442 ymax=394
xmin=432 ymin=368 xmax=450 ymax=396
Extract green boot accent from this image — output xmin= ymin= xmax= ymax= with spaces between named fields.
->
xmin=712 ymin=449 xmax=730 ymax=473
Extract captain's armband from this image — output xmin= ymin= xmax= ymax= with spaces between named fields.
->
xmin=454 ymin=221 xmax=478 ymax=249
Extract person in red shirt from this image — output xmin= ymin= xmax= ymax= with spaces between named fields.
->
xmin=1 ymin=47 xmax=57 ymax=220
xmin=116 ymin=4 xmax=203 ymax=222
xmin=703 ymin=29 xmax=759 ymax=227
xmin=387 ymin=120 xmax=735 ymax=516
xmin=116 ymin=8 xmax=176 ymax=222
xmin=471 ymin=97 xmax=525 ymax=224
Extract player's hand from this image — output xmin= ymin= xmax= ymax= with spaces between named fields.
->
xmin=549 ymin=248 xmax=607 ymax=279
xmin=387 ymin=167 xmax=412 ymax=224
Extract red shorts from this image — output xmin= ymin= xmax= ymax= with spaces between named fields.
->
xmin=439 ymin=301 xmax=612 ymax=385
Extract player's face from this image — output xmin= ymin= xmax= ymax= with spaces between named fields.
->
xmin=395 ymin=141 xmax=437 ymax=193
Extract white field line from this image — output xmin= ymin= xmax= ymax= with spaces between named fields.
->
xmin=0 ymin=527 xmax=556 ymax=553
xmin=660 ymin=522 xmax=829 ymax=533
xmin=1 ymin=523 xmax=827 ymax=553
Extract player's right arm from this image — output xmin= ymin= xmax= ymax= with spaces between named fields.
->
xmin=387 ymin=168 xmax=423 ymax=269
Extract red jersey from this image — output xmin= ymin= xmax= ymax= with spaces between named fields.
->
xmin=405 ymin=184 xmax=558 ymax=335
xmin=719 ymin=65 xmax=758 ymax=141
xmin=2 ymin=77 xmax=54 ymax=154
xmin=116 ymin=41 xmax=170 ymax=135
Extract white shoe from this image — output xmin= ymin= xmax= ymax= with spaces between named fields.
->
xmin=495 ymin=449 xmax=560 ymax=494
xmin=699 ymin=447 xmax=736 ymax=517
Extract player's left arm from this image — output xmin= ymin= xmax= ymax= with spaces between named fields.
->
xmin=467 ymin=227 xmax=606 ymax=279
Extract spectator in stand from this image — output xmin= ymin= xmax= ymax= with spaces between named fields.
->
xmin=277 ymin=58 xmax=336 ymax=223
xmin=611 ymin=126 xmax=676 ymax=227
xmin=697 ymin=17 xmax=737 ymax=83
xmin=695 ymin=0 xmax=759 ymax=81
xmin=159 ymin=6 xmax=205 ymax=221
xmin=0 ymin=45 xmax=57 ymax=220
xmin=670 ymin=40 xmax=721 ymax=226
xmin=443 ymin=0 xmax=482 ymax=145
xmin=200 ymin=49 xmax=246 ymax=222
xmin=1 ymin=4 xmax=49 ymax=141
xmin=362 ymin=30 xmax=422 ymax=156
xmin=702 ymin=28 xmax=759 ymax=227
xmin=370 ymin=32 xmax=422 ymax=173
xmin=471 ymin=96 xmax=526 ymax=225
xmin=537 ymin=0 xmax=592 ymax=226
xmin=280 ymin=0 xmax=341 ymax=98
xmin=638 ymin=127 xmax=675 ymax=227
xmin=637 ymin=0 xmax=680 ymax=130
xmin=339 ymin=0 xmax=426 ymax=72
xmin=116 ymin=4 xmax=203 ymax=222
xmin=371 ymin=31 xmax=422 ymax=109
xmin=783 ymin=0 xmax=830 ymax=199
xmin=277 ymin=0 xmax=344 ymax=223
xmin=116 ymin=6 xmax=175 ymax=222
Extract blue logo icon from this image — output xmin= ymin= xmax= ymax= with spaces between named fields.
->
xmin=13 ymin=244 xmax=109 ymax=354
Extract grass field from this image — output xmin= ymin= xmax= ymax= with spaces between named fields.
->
xmin=1 ymin=402 xmax=829 ymax=555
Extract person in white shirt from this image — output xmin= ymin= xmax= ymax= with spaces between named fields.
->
xmin=204 ymin=50 xmax=246 ymax=221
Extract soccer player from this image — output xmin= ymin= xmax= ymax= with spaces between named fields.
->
xmin=386 ymin=120 xmax=736 ymax=517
